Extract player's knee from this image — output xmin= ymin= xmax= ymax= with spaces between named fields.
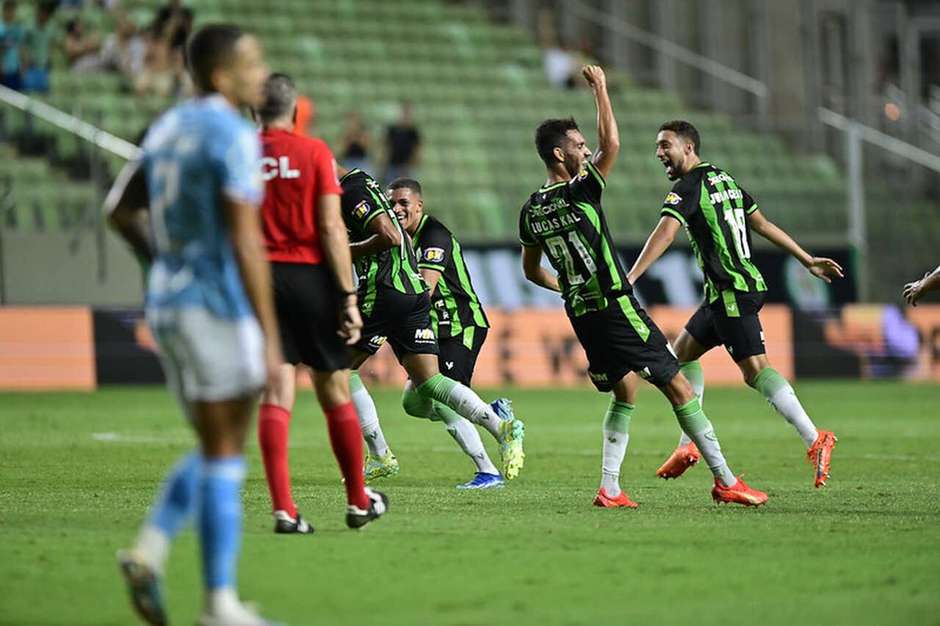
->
xmin=401 ymin=386 xmax=434 ymax=420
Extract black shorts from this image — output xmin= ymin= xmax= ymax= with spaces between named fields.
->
xmin=685 ymin=290 xmax=766 ymax=361
xmin=570 ymin=293 xmax=679 ymax=392
xmin=438 ymin=327 xmax=488 ymax=386
xmin=272 ymin=262 xmax=350 ymax=372
xmin=355 ymin=290 xmax=439 ymax=360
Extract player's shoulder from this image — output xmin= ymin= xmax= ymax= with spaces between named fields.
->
xmin=422 ymin=214 xmax=451 ymax=237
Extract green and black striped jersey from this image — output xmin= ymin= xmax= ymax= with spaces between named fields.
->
xmin=412 ymin=214 xmax=489 ymax=342
xmin=519 ymin=160 xmax=632 ymax=317
xmin=660 ymin=162 xmax=767 ymax=303
xmin=340 ymin=169 xmax=426 ymax=316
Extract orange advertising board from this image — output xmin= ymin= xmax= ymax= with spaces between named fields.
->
xmin=0 ymin=307 xmax=95 ymax=390
xmin=357 ymin=305 xmax=793 ymax=388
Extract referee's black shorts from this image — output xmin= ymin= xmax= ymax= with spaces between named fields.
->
xmin=271 ymin=262 xmax=350 ymax=372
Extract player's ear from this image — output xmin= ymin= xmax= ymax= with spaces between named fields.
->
xmin=552 ymin=145 xmax=565 ymax=164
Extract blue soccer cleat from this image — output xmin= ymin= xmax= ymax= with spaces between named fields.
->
xmin=117 ymin=549 xmax=167 ymax=626
xmin=457 ymin=472 xmax=505 ymax=490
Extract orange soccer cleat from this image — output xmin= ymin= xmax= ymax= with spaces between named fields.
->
xmin=655 ymin=442 xmax=700 ymax=479
xmin=593 ymin=488 xmax=639 ymax=509
xmin=807 ymin=430 xmax=837 ymax=488
xmin=711 ymin=476 xmax=768 ymax=507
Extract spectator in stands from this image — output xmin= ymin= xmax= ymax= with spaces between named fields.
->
xmin=99 ymin=11 xmax=146 ymax=79
xmin=292 ymin=93 xmax=314 ymax=136
xmin=133 ymin=14 xmax=187 ymax=98
xmin=384 ymin=101 xmax=421 ymax=183
xmin=63 ymin=17 xmax=103 ymax=71
xmin=20 ymin=2 xmax=56 ymax=93
xmin=152 ymin=0 xmax=192 ymax=52
xmin=0 ymin=0 xmax=23 ymax=90
xmin=339 ymin=111 xmax=371 ymax=172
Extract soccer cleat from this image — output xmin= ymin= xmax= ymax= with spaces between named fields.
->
xmin=117 ymin=549 xmax=167 ymax=626
xmin=711 ymin=476 xmax=768 ymax=507
xmin=807 ymin=430 xmax=837 ymax=488
xmin=492 ymin=399 xmax=525 ymax=480
xmin=273 ymin=510 xmax=314 ymax=535
xmin=655 ymin=442 xmax=700 ymax=479
xmin=346 ymin=487 xmax=389 ymax=529
xmin=364 ymin=451 xmax=400 ymax=482
xmin=456 ymin=472 xmax=505 ymax=490
xmin=198 ymin=601 xmax=283 ymax=626
xmin=593 ymin=488 xmax=639 ymax=509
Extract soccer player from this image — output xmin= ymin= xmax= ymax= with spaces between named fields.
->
xmin=627 ymin=120 xmax=841 ymax=487
xmin=338 ymin=165 xmax=526 ymax=482
xmin=903 ymin=265 xmax=940 ymax=305
xmin=107 ymin=25 xmax=282 ymax=626
xmin=520 ymin=65 xmax=766 ymax=508
xmin=388 ymin=177 xmax=504 ymax=489
xmin=253 ymin=73 xmax=387 ymax=535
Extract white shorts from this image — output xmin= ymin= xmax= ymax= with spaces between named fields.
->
xmin=147 ymin=307 xmax=265 ymax=405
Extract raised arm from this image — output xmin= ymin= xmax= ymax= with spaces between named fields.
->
xmin=104 ymin=160 xmax=153 ymax=266
xmin=627 ymin=216 xmax=681 ymax=285
xmin=582 ymin=65 xmax=620 ymax=180
xmin=522 ymin=245 xmax=560 ymax=293
xmin=748 ymin=209 xmax=844 ymax=283
xmin=349 ymin=212 xmax=402 ymax=259
xmin=903 ymin=265 xmax=940 ymax=306
xmin=316 ymin=193 xmax=362 ymax=344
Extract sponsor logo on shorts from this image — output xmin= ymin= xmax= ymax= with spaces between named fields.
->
xmin=423 ymin=247 xmax=445 ymax=263
xmin=354 ymin=200 xmax=371 ymax=220
xmin=414 ymin=328 xmax=436 ymax=344
xmin=664 ymin=192 xmax=682 ymax=206
xmin=444 ymin=361 xmax=454 ymax=370
xmin=368 ymin=335 xmax=387 ymax=349
xmin=637 ymin=367 xmax=652 ymax=380
xmin=589 ymin=371 xmax=608 ymax=382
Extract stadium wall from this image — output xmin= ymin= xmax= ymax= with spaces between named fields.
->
xmin=1 ymin=304 xmax=937 ymax=391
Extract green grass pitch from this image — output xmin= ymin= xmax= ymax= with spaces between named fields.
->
xmin=1 ymin=381 xmax=938 ymax=626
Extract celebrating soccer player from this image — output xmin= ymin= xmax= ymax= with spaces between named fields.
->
xmin=627 ymin=120 xmax=841 ymax=487
xmin=338 ymin=166 xmax=526 ymax=482
xmin=253 ymin=73 xmax=388 ymax=535
xmin=388 ymin=177 xmax=505 ymax=489
xmin=520 ymin=65 xmax=767 ymax=508
xmin=108 ymin=25 xmax=283 ymax=626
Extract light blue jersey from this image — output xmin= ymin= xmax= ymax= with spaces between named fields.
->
xmin=142 ymin=94 xmax=263 ymax=320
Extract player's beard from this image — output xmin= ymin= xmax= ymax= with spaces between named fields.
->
xmin=564 ymin=153 xmax=583 ymax=179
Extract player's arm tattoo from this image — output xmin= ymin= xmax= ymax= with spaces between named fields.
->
xmin=627 ymin=216 xmax=680 ymax=285
xmin=104 ymin=161 xmax=154 ymax=265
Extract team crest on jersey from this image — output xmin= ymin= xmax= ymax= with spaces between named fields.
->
xmin=354 ymin=200 xmax=371 ymax=219
xmin=664 ymin=192 xmax=682 ymax=206
xmin=423 ymin=247 xmax=445 ymax=263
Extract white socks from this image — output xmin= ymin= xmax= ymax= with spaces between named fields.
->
xmin=350 ymin=372 xmax=390 ymax=457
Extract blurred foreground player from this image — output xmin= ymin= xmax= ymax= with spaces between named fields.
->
xmin=107 ymin=25 xmax=284 ymax=626
xmin=628 ymin=120 xmax=840 ymax=487
xmin=253 ymin=73 xmax=387 ymax=534
xmin=519 ymin=65 xmax=767 ymax=508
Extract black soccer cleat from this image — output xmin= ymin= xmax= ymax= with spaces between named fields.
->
xmin=117 ymin=549 xmax=168 ymax=626
xmin=273 ymin=510 xmax=315 ymax=535
xmin=345 ymin=487 xmax=389 ymax=529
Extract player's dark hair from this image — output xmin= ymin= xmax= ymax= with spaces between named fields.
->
xmin=388 ymin=178 xmax=422 ymax=196
xmin=659 ymin=120 xmax=701 ymax=154
xmin=256 ymin=73 xmax=296 ymax=123
xmin=535 ymin=117 xmax=580 ymax=166
xmin=186 ymin=24 xmax=245 ymax=93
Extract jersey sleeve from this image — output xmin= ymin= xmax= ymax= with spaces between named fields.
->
xmin=312 ymin=142 xmax=342 ymax=198
xmin=568 ymin=160 xmax=605 ymax=204
xmin=341 ymin=183 xmax=386 ymax=232
xmin=659 ymin=177 xmax=698 ymax=225
xmin=213 ymin=122 xmax=264 ymax=206
xmin=743 ymin=188 xmax=759 ymax=214
xmin=518 ymin=205 xmax=538 ymax=247
xmin=416 ymin=222 xmax=452 ymax=272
